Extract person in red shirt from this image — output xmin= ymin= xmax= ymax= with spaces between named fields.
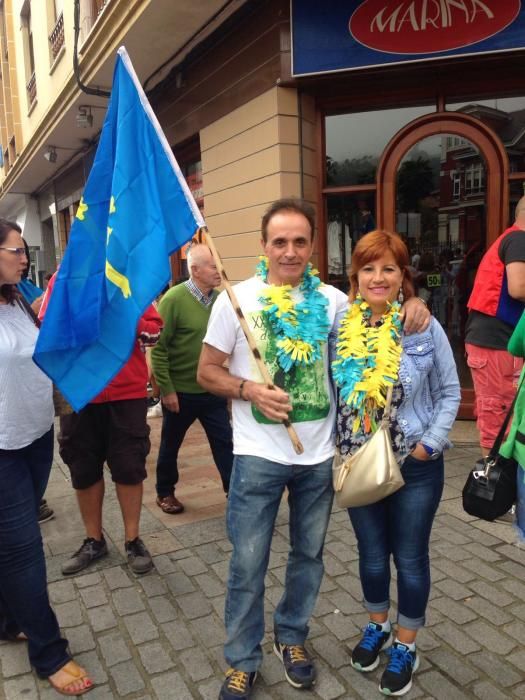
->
xmin=42 ymin=272 xmax=163 ymax=575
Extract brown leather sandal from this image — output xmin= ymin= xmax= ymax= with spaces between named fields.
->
xmin=48 ymin=660 xmax=94 ymax=696
xmin=156 ymin=495 xmax=184 ymax=514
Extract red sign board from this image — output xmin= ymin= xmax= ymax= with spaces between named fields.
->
xmin=349 ymin=0 xmax=521 ymax=54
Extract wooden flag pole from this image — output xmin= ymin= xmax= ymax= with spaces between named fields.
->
xmin=203 ymin=228 xmax=304 ymax=455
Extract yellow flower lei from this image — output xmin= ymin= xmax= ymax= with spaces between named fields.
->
xmin=332 ymin=297 xmax=402 ymax=433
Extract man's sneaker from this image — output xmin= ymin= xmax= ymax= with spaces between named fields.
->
xmin=351 ymin=621 xmax=393 ymax=672
xmin=379 ymin=641 xmax=419 ymax=696
xmin=219 ymin=668 xmax=257 ymax=699
xmin=62 ymin=537 xmax=108 ymax=575
xmin=37 ymin=501 xmax=54 ymax=524
xmin=273 ymin=641 xmax=316 ymax=689
xmin=125 ymin=537 xmax=153 ymax=574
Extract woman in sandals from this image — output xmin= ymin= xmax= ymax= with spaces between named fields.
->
xmin=0 ymin=219 xmax=93 ymax=696
xmin=333 ymin=230 xmax=460 ymax=696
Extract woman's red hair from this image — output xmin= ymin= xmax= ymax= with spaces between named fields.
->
xmin=348 ymin=230 xmax=415 ymax=301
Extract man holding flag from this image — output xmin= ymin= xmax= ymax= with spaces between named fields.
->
xmin=34 ymin=47 xmax=205 ymax=572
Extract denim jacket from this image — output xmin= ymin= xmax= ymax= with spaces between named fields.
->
xmin=330 ymin=316 xmax=461 ymax=455
xmin=397 ymin=317 xmax=461 ymax=453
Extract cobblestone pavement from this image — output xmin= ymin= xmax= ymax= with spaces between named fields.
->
xmin=1 ymin=422 xmax=525 ymax=699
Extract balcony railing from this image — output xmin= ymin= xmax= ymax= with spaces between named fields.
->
xmin=92 ymin=0 xmax=111 ymax=18
xmin=26 ymin=71 xmax=36 ymax=106
xmin=49 ymin=11 xmax=64 ymax=61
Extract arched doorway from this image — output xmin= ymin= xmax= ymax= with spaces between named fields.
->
xmin=376 ymin=112 xmax=509 ymax=416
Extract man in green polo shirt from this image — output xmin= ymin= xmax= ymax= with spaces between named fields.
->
xmin=151 ymin=244 xmax=233 ymax=513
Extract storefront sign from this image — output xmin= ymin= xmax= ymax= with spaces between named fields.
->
xmin=291 ymin=0 xmax=525 ymax=76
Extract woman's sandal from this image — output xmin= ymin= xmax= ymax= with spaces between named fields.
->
xmin=48 ymin=660 xmax=94 ymax=696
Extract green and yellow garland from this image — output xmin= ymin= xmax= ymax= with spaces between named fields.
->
xmin=256 ymin=256 xmax=329 ymax=372
xmin=332 ymin=296 xmax=402 ymax=433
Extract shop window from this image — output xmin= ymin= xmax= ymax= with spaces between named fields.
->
xmin=325 ymin=105 xmax=433 ymax=187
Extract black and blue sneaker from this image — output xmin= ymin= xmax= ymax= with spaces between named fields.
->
xmin=351 ymin=621 xmax=393 ymax=672
xmin=219 ymin=668 xmax=257 ymax=699
xmin=273 ymin=641 xmax=316 ymax=689
xmin=379 ymin=641 xmax=419 ymax=696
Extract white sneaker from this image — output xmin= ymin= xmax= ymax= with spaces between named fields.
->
xmin=147 ymin=402 xmax=163 ymax=418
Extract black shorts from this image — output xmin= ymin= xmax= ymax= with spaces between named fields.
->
xmin=58 ymin=399 xmax=150 ymax=489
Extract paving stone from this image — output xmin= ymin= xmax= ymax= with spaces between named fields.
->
xmin=178 ymin=646 xmax=214 ymax=681
xmin=430 ymin=597 xmax=478 ymax=624
xmin=433 ymin=578 xmax=472 ymax=601
xmin=468 ymin=579 xmax=515 ymax=607
xmin=418 ymin=669 xmax=471 ymax=700
xmin=137 ymin=574 xmax=168 ymax=598
xmin=498 ymin=559 xmax=525 ymax=579
xmin=426 ymin=648 xmax=479 ymax=685
xmin=74 ymin=649 xmax=109 ymax=684
xmin=123 ymin=611 xmax=159 ymax=644
xmin=137 ymin=641 xmax=175 ymax=673
xmin=312 ymin=663 xmax=347 ymax=699
xmin=432 ymin=558 xmax=475 ymax=583
xmin=75 ymin=571 xmax=103 ymax=588
xmin=165 ymin=571 xmax=196 ymax=596
xmin=98 ymin=631 xmax=132 ymax=666
xmin=48 ymin=579 xmax=76 ymax=604
xmin=195 ymin=571 xmax=226 ymax=598
xmin=109 ymin=659 xmax=146 ymax=695
xmin=321 ymin=611 xmax=360 ymax=641
xmin=432 ymin=541 xmax=469 ymax=562
xmin=432 ymin=620 xmax=482 ymax=654
xmin=177 ymin=591 xmax=213 ymax=619
xmin=55 ymin=600 xmax=84 ymax=627
xmin=66 ymin=624 xmax=96 ymax=653
xmin=177 ymin=555 xmax=209 ymax=576
xmin=472 ymin=681 xmax=514 ymax=700
xmin=461 ymin=558 xmax=506 ymax=581
xmin=149 ymin=595 xmax=178 ymax=623
xmin=323 ymin=553 xmax=348 ymax=577
xmin=325 ymin=590 xmax=363 ymax=615
xmin=463 ymin=542 xmax=502 ymax=562
xmin=151 ymin=554 xmax=177 ymax=575
xmin=0 ymin=643 xmax=31 ymax=677
xmin=507 ymin=648 xmax=525 ymax=672
xmin=464 ymin=595 xmax=514 ymax=625
xmin=463 ymin=619 xmax=516 ymax=655
xmin=469 ymin=650 xmax=523 ymax=688
xmin=161 ymin=620 xmax=196 ymax=651
xmin=87 ymin=604 xmax=118 ymax=632
xmin=112 ymin=587 xmax=146 ymax=615
xmin=310 ymin=634 xmax=349 ymax=669
xmin=150 ymin=670 xmax=193 ymax=700
xmin=102 ymin=566 xmax=134 ymax=590
xmin=500 ymin=577 xmax=525 ymax=599
xmin=193 ymin=542 xmax=227 ymax=564
xmin=190 ymin=613 xmax=225 ymax=647
xmin=3 ymin=674 xmax=37 ymax=699
xmin=503 ymin=620 xmax=525 ymax=646
xmin=79 ymin=585 xmax=108 ymax=608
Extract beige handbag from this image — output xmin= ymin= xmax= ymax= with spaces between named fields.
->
xmin=333 ymin=386 xmax=404 ymax=508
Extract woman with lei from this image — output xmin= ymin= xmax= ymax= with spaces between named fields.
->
xmin=333 ymin=230 xmax=460 ymax=696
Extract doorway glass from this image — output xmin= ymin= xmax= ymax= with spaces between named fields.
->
xmin=396 ymin=134 xmax=487 ymax=388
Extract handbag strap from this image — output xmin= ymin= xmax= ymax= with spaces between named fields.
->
xmin=488 ymin=369 xmax=525 ymax=459
xmin=16 ymin=294 xmax=41 ymax=328
xmin=382 ymin=385 xmax=394 ymax=422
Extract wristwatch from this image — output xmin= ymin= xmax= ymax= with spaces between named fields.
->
xmin=421 ymin=443 xmax=440 ymax=460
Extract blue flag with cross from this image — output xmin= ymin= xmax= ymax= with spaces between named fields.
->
xmin=34 ymin=46 xmax=205 ymax=411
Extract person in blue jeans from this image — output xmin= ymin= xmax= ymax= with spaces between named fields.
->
xmin=197 ymin=200 xmax=430 ymax=700
xmin=0 ymin=219 xmax=93 ymax=696
xmin=334 ymin=230 xmax=460 ymax=696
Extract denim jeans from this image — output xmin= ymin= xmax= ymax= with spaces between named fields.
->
xmin=156 ymin=392 xmax=233 ymax=496
xmin=0 ymin=428 xmax=70 ymax=677
xmin=224 ymin=454 xmax=334 ymax=671
xmin=349 ymin=454 xmax=444 ymax=630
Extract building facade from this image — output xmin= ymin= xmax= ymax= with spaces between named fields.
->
xmin=1 ymin=0 xmax=524 ymax=412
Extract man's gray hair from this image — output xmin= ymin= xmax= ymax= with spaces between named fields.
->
xmin=187 ymin=243 xmax=211 ymax=273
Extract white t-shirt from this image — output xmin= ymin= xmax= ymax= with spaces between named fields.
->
xmin=0 ymin=302 xmax=54 ymax=449
xmin=203 ymin=276 xmax=348 ymax=465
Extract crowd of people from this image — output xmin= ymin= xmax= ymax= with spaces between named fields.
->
xmin=0 ymin=195 xmax=523 ymax=698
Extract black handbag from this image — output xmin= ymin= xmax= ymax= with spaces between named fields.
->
xmin=462 ymin=375 xmax=523 ymax=521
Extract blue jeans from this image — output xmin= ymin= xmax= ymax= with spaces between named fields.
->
xmin=0 ymin=428 xmax=70 ymax=677
xmin=156 ymin=392 xmax=233 ymax=496
xmin=224 ymin=455 xmax=334 ymax=671
xmin=349 ymin=454 xmax=444 ymax=630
